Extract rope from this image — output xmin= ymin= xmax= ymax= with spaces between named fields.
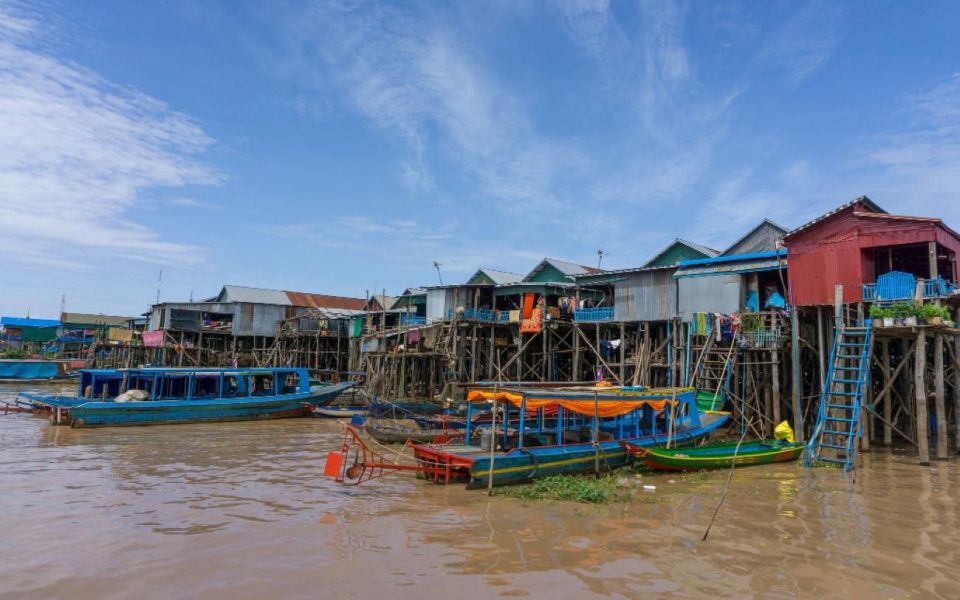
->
xmin=701 ymin=423 xmax=750 ymax=542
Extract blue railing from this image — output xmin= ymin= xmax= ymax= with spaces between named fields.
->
xmin=447 ymin=308 xmax=496 ymax=321
xmin=862 ymin=275 xmax=957 ymax=302
xmin=496 ymin=311 xmax=510 ymax=323
xmin=399 ymin=314 xmax=426 ymax=326
xmin=574 ymin=307 xmax=614 ymax=322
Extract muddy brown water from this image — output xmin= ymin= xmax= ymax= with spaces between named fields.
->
xmin=2 ymin=382 xmax=959 ymax=599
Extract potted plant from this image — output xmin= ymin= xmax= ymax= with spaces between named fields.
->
xmin=919 ymin=303 xmax=949 ymax=326
xmin=889 ymin=303 xmax=912 ymax=326
xmin=869 ymin=305 xmax=892 ymax=327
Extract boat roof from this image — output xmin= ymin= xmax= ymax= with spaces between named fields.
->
xmin=81 ymin=367 xmax=307 ymax=375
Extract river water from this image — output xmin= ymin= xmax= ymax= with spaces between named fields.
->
xmin=2 ymin=382 xmax=958 ymax=599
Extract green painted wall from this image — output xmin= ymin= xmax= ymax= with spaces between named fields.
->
xmin=527 ymin=263 xmax=569 ymax=283
xmin=465 ymin=271 xmax=495 ymax=285
xmin=647 ymin=243 xmax=711 ymax=267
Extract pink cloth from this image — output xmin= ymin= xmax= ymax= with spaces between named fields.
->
xmin=142 ymin=330 xmax=165 ymax=348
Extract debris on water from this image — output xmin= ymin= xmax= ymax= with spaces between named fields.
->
xmin=643 ymin=484 xmax=656 ymax=492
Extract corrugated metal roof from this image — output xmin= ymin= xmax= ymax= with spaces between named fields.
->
xmin=219 ymin=285 xmax=292 ymax=305
xmin=642 ymin=239 xmax=720 ymax=268
xmin=721 ymin=219 xmax=789 ymax=255
xmin=523 ymin=257 xmax=604 ymax=282
xmin=468 ymin=268 xmax=524 ymax=285
xmin=678 ymin=249 xmax=786 ymax=268
xmin=285 ymin=292 xmax=367 ymax=310
xmin=60 ymin=313 xmax=131 ymax=326
xmin=675 ymin=257 xmax=786 ymax=278
xmin=0 ymin=317 xmax=60 ymax=328
xmin=784 ymin=196 xmax=886 ymax=239
xmin=217 ymin=285 xmax=365 ymax=310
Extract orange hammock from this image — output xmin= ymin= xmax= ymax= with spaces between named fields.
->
xmin=466 ymin=390 xmax=675 ymax=417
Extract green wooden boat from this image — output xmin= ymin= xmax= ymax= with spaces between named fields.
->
xmin=695 ymin=389 xmax=727 ymax=412
xmin=622 ymin=439 xmax=803 ymax=471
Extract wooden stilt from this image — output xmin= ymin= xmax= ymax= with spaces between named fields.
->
xmin=881 ymin=339 xmax=892 ymax=445
xmin=915 ymin=329 xmax=930 ymax=465
xmin=935 ymin=333 xmax=947 ymax=459
xmin=790 ymin=307 xmax=804 ymax=443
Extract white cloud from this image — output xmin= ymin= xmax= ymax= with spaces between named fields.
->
xmin=760 ymin=0 xmax=843 ymax=88
xmin=263 ymin=1 xmax=585 ymax=211
xmin=860 ymin=73 xmax=960 ymax=221
xmin=0 ymin=5 xmax=219 ymax=268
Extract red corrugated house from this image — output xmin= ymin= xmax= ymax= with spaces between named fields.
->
xmin=783 ymin=196 xmax=960 ymax=306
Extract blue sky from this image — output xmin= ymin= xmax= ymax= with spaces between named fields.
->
xmin=2 ymin=0 xmax=959 ymax=318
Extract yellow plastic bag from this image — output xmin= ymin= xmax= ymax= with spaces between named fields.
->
xmin=774 ymin=420 xmax=795 ymax=443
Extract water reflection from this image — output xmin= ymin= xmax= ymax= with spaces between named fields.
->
xmin=2 ymin=384 xmax=960 ymax=599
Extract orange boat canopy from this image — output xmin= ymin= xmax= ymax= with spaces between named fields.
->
xmin=465 ymin=389 xmax=681 ymax=417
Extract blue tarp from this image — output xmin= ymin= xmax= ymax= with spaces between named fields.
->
xmin=0 ymin=317 xmax=61 ymax=328
xmin=0 ymin=361 xmax=62 ymax=379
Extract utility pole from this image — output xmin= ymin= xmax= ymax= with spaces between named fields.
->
xmin=156 ymin=269 xmax=163 ymax=305
xmin=597 ymin=249 xmax=606 ymax=269
xmin=433 ymin=261 xmax=443 ymax=285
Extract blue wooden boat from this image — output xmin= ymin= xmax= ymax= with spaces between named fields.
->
xmin=21 ymin=367 xmax=353 ymax=427
xmin=411 ymin=386 xmax=730 ymax=488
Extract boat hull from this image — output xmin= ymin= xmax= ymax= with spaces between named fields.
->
xmin=624 ymin=439 xmax=803 ymax=471
xmin=413 ymin=412 xmax=731 ymax=488
xmin=44 ymin=382 xmax=354 ymax=427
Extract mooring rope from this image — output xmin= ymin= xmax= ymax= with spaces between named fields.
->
xmin=701 ymin=423 xmax=750 ymax=542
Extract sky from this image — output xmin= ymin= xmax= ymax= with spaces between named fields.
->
xmin=2 ymin=0 xmax=960 ymax=318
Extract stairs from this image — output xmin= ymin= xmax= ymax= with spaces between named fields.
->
xmin=805 ymin=320 xmax=873 ymax=470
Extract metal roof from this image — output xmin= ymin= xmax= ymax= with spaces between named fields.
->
xmin=784 ymin=196 xmax=886 ymax=239
xmin=0 ymin=317 xmax=60 ymax=328
xmin=467 ymin=267 xmax=524 ymax=285
xmin=60 ymin=313 xmax=131 ymax=327
xmin=642 ymin=239 xmax=720 ymax=268
xmin=523 ymin=257 xmax=604 ymax=282
xmin=721 ymin=219 xmax=789 ymax=255
xmin=675 ymin=257 xmax=787 ymax=278
xmin=678 ymin=249 xmax=786 ymax=268
xmin=218 ymin=285 xmax=292 ymax=305
xmin=214 ymin=285 xmax=365 ymax=310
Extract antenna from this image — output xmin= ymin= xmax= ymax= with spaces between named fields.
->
xmin=189 ymin=289 xmax=193 ymax=302
xmin=597 ymin=249 xmax=606 ymax=268
xmin=156 ymin=269 xmax=163 ymax=305
xmin=59 ymin=293 xmax=66 ymax=317
xmin=433 ymin=261 xmax=444 ymax=285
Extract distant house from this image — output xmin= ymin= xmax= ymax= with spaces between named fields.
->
xmin=574 ymin=240 xmax=719 ymax=322
xmin=783 ymin=197 xmax=960 ymax=305
xmin=149 ymin=285 xmax=367 ymax=337
xmin=675 ymin=220 xmax=789 ymax=319
xmin=0 ymin=317 xmax=60 ymax=349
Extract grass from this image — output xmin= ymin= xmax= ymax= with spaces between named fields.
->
xmin=497 ymin=470 xmax=669 ymax=504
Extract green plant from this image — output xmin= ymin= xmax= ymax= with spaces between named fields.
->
xmin=741 ymin=314 xmax=761 ymax=332
xmin=919 ymin=304 xmax=951 ymax=321
xmin=869 ymin=305 xmax=890 ymax=319
xmin=889 ymin=303 xmax=918 ymax=319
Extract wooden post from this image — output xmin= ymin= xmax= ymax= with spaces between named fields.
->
xmin=816 ymin=306 xmax=825 ymax=388
xmin=881 ymin=339 xmax=892 ymax=445
xmin=790 ymin=307 xmax=803 ymax=443
xmin=934 ymin=333 xmax=947 ymax=459
xmin=915 ymin=329 xmax=930 ymax=465
xmin=928 ymin=241 xmax=938 ymax=280
xmin=619 ymin=321 xmax=626 ymax=384
xmin=954 ymin=319 xmax=960 ymax=450
xmin=771 ymin=348 xmax=781 ymax=426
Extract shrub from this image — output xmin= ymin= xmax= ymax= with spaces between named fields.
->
xmin=869 ymin=305 xmax=890 ymax=319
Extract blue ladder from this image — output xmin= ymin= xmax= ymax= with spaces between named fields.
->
xmin=804 ymin=319 xmax=873 ymax=471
